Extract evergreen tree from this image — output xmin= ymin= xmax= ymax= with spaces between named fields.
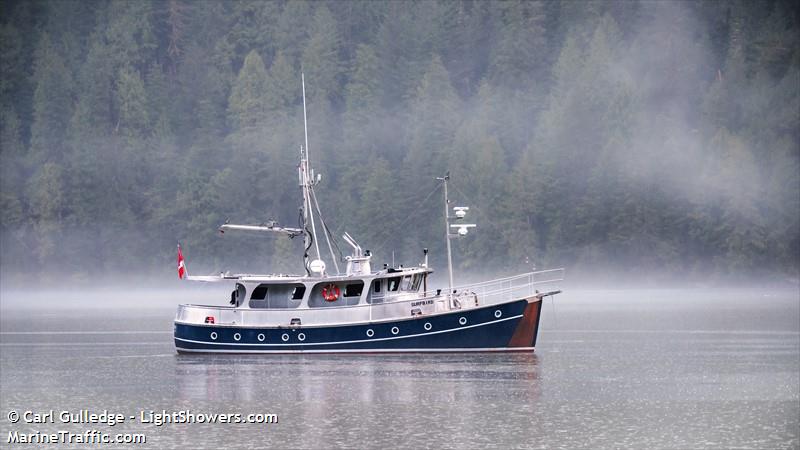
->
xmin=267 ymin=50 xmax=299 ymax=114
xmin=488 ymin=0 xmax=548 ymax=89
xmin=0 ymin=107 xmax=26 ymax=233
xmin=226 ymin=0 xmax=279 ymax=66
xmin=274 ymin=0 xmax=312 ymax=66
xmin=102 ymin=0 xmax=158 ymax=73
xmin=28 ymin=162 xmax=66 ymax=266
xmin=301 ymin=5 xmax=343 ymax=104
xmin=227 ymin=50 xmax=269 ymax=131
xmin=0 ymin=23 xmax=24 ymax=110
xmin=29 ymin=32 xmax=74 ymax=163
xmin=115 ymin=66 xmax=151 ymax=139
xmin=405 ymin=55 xmax=461 ymax=183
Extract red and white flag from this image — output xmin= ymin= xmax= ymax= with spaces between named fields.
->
xmin=177 ymin=244 xmax=186 ymax=279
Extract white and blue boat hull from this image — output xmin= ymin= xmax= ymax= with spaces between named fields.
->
xmin=174 ymin=298 xmax=543 ymax=353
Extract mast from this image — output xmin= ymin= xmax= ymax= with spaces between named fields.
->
xmin=301 ymin=73 xmax=341 ymax=275
xmin=301 ymin=73 xmax=322 ymax=266
xmin=437 ymin=173 xmax=476 ymax=302
xmin=302 ymin=73 xmax=311 ymax=174
xmin=438 ymin=173 xmax=455 ymax=296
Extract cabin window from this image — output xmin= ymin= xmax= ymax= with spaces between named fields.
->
xmin=250 ymin=285 xmax=268 ymax=300
xmin=411 ymin=274 xmax=422 ymax=291
xmin=232 ymin=283 xmax=247 ymax=307
xmin=367 ymin=280 xmax=384 ymax=304
xmin=248 ymin=283 xmax=304 ymax=309
xmin=401 ymin=275 xmax=413 ymax=291
xmin=344 ymin=283 xmax=363 ymax=297
xmin=388 ymin=277 xmax=401 ymax=292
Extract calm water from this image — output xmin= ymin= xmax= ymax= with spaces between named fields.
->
xmin=1 ymin=288 xmax=798 ymax=449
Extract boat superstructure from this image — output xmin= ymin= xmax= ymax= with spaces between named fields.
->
xmin=173 ymin=75 xmax=563 ymax=354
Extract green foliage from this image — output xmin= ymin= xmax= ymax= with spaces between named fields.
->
xmin=30 ymin=32 xmax=73 ymax=163
xmin=115 ymin=66 xmax=151 ymax=138
xmin=1 ymin=0 xmax=798 ymax=281
xmin=405 ymin=54 xmax=461 ymax=182
xmin=488 ymin=0 xmax=548 ymax=88
xmin=227 ymin=50 xmax=269 ymax=130
xmin=301 ymin=5 xmax=343 ymax=103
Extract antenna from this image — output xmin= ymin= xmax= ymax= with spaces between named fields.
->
xmin=302 ymin=73 xmax=311 ymax=169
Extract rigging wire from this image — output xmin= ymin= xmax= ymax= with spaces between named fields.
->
xmin=309 ymin=186 xmax=341 ymax=274
xmin=319 ymin=215 xmax=345 ymax=263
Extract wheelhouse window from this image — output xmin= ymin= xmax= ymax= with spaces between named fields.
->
xmin=248 ymin=283 xmax=304 ymax=309
xmin=367 ymin=273 xmax=423 ymax=302
xmin=411 ymin=274 xmax=422 ymax=291
xmin=401 ymin=275 xmax=413 ymax=291
xmin=367 ymin=279 xmax=384 ymax=304
xmin=344 ymin=283 xmax=363 ymax=297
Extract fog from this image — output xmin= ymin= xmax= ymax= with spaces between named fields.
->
xmin=0 ymin=1 xmax=798 ymax=288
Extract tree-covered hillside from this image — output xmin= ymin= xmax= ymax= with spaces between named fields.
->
xmin=1 ymin=0 xmax=798 ymax=282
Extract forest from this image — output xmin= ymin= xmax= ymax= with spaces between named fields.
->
xmin=0 ymin=0 xmax=798 ymax=284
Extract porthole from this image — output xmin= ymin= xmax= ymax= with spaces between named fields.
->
xmin=210 ymin=332 xmax=218 ymax=340
xmin=424 ymin=322 xmax=432 ymax=331
xmin=233 ymin=333 xmax=241 ymax=341
xmin=281 ymin=333 xmax=289 ymax=342
xmin=257 ymin=333 xmax=265 ymax=342
xmin=366 ymin=329 xmax=374 ymax=337
xmin=494 ymin=310 xmax=502 ymax=318
xmin=459 ymin=317 xmax=467 ymax=325
xmin=298 ymin=333 xmax=306 ymax=341
xmin=391 ymin=326 xmax=399 ymax=335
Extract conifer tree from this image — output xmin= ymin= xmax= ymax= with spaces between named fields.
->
xmin=227 ymin=50 xmax=269 ymax=131
xmin=30 ymin=32 xmax=73 ymax=163
xmin=301 ymin=5 xmax=343 ymax=104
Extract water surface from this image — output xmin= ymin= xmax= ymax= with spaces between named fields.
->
xmin=1 ymin=288 xmax=797 ymax=449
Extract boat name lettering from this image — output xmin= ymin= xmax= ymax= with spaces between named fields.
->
xmin=410 ymin=300 xmax=433 ymax=307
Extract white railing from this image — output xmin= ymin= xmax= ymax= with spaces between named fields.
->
xmin=447 ymin=268 xmax=564 ymax=308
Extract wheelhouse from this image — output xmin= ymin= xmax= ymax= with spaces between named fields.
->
xmin=230 ymin=267 xmax=432 ymax=310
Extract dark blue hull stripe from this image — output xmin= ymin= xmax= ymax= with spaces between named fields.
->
xmin=175 ymin=314 xmax=522 ymax=347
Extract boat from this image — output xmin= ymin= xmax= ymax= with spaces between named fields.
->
xmin=173 ymin=75 xmax=563 ymax=354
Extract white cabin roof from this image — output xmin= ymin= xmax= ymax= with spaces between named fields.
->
xmin=187 ymin=266 xmax=432 ymax=284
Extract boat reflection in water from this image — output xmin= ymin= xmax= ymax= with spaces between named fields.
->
xmin=174 ymin=354 xmax=542 ymax=406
